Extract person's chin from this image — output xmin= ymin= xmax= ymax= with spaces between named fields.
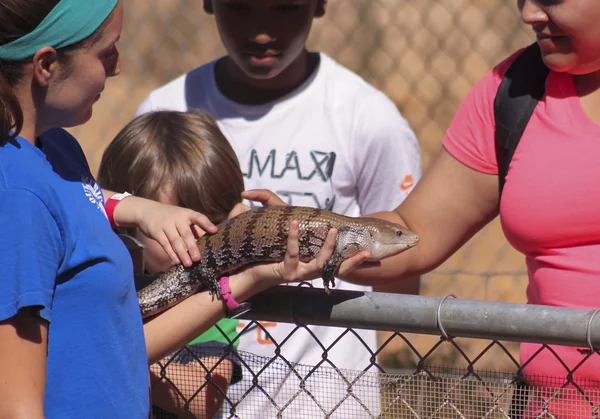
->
xmin=541 ymin=52 xmax=578 ymax=74
xmin=242 ymin=64 xmax=283 ymax=80
xmin=79 ymin=107 xmax=94 ymax=125
xmin=64 ymin=107 xmax=94 ymax=128
xmin=537 ymin=36 xmax=577 ymax=71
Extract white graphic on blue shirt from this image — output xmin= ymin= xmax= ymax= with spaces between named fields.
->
xmin=81 ymin=176 xmax=108 ymax=219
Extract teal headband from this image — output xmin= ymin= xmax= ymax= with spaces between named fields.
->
xmin=0 ymin=0 xmax=118 ymax=61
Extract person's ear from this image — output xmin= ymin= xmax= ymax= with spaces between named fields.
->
xmin=203 ymin=0 xmax=214 ymax=14
xmin=31 ymin=47 xmax=59 ymax=87
xmin=315 ymin=0 xmax=327 ymax=17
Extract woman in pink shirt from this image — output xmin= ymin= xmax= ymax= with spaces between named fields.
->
xmin=248 ymin=0 xmax=600 ymax=416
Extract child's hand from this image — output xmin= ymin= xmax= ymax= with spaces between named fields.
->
xmin=241 ymin=189 xmax=287 ymax=207
xmin=135 ymin=200 xmax=217 ymax=267
xmin=243 ymin=221 xmax=371 ymax=291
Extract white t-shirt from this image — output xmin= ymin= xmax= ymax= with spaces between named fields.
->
xmin=137 ymin=53 xmax=421 ymax=418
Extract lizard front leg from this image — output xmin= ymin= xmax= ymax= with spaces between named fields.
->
xmin=322 ymin=253 xmax=342 ymax=294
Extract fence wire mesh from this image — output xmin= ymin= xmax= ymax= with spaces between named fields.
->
xmin=149 ymin=319 xmax=600 ymax=419
xmin=139 ymin=284 xmax=600 ymax=419
xmin=74 ymin=1 xmax=600 ymax=417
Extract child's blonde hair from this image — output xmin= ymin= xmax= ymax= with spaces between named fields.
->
xmin=98 ymin=109 xmax=244 ymax=223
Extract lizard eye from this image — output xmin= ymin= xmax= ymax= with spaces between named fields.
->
xmin=395 ymin=229 xmax=403 ymax=236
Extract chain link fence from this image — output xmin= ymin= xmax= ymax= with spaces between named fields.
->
xmin=147 ymin=286 xmax=600 ymax=418
xmin=152 ymin=348 xmax=600 ymax=418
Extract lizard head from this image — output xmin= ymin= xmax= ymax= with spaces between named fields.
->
xmin=337 ymin=218 xmax=419 ymax=262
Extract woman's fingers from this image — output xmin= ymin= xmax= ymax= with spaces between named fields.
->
xmin=281 ymin=221 xmax=301 ymax=280
xmin=136 ymin=200 xmax=216 ymax=267
xmin=314 ymin=228 xmax=337 ymax=268
xmin=177 ymin=222 xmax=201 ymax=263
xmin=284 ymin=221 xmax=300 ymax=265
xmin=163 ymin=226 xmax=193 ymax=266
xmin=188 ymin=211 xmax=217 ymax=234
xmin=336 ymin=251 xmax=371 ymax=277
xmin=172 ymin=211 xmax=215 ymax=266
xmin=242 ymin=189 xmax=287 ymax=207
xmin=156 ymin=231 xmax=181 ymax=266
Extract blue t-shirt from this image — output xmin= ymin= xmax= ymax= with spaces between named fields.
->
xmin=0 ymin=129 xmax=149 ymax=418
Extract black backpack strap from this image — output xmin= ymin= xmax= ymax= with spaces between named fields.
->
xmin=494 ymin=42 xmax=549 ymax=198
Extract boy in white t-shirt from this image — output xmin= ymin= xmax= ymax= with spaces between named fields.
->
xmin=137 ymin=0 xmax=422 ymax=417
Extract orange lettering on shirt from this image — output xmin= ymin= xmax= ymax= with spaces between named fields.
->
xmin=257 ymin=321 xmax=277 ymax=344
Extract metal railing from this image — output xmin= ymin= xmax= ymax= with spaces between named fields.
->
xmin=150 ymin=286 xmax=600 ymax=418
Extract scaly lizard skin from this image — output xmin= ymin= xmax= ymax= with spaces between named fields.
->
xmin=138 ymin=205 xmax=419 ymax=318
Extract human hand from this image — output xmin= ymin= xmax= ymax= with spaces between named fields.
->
xmin=238 ymin=220 xmax=371 ymax=294
xmin=241 ymin=189 xmax=287 ymax=207
xmin=134 ymin=199 xmax=217 ymax=267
